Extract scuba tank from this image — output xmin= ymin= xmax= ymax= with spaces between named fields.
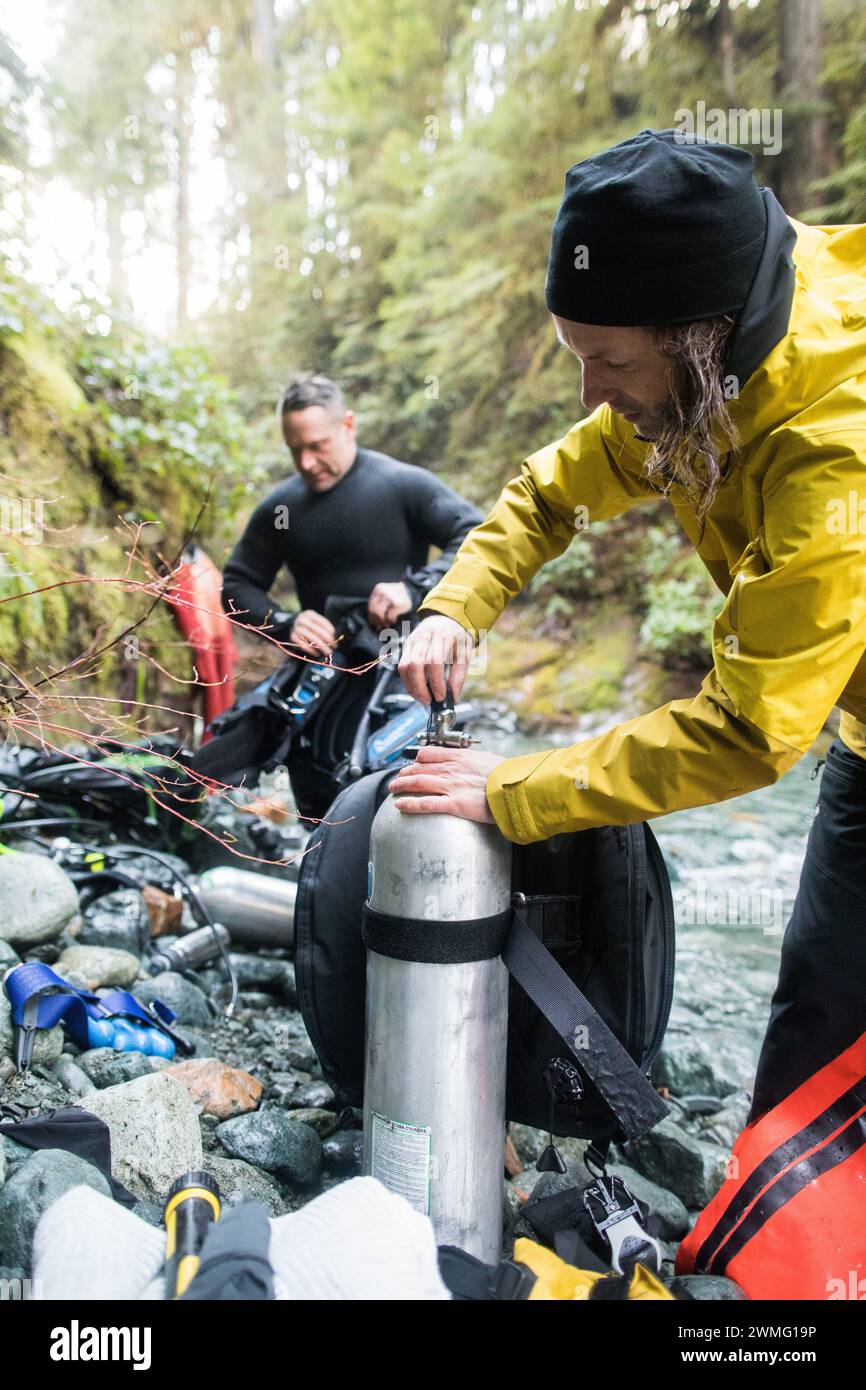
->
xmin=149 ymin=923 xmax=231 ymax=974
xmin=361 ymin=790 xmax=512 ymax=1264
xmin=192 ymin=868 xmax=297 ymax=949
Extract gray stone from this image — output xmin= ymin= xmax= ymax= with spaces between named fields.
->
xmin=0 ymin=852 xmax=79 ymax=945
xmin=50 ymin=1055 xmax=95 ymax=1096
xmin=289 ymin=1080 xmax=334 ymax=1110
xmin=0 ymin=941 xmax=20 ymax=969
xmin=236 ymin=992 xmax=274 ymax=1011
xmin=608 ymin=1163 xmax=690 ymax=1242
xmin=78 ymin=889 xmax=147 ymax=954
xmin=322 ymin=1130 xmax=362 ymax=1175
xmin=77 ymin=1048 xmax=153 ymax=1088
xmin=0 ymin=993 xmax=64 ymax=1068
xmin=695 ymin=1089 xmax=752 ymax=1149
xmin=0 ymin=1150 xmax=110 ymax=1267
xmin=228 ymin=954 xmax=297 ymax=1003
xmin=216 ymin=1110 xmax=322 ymax=1186
xmin=82 ymin=1072 xmax=202 ymax=1200
xmin=2 ymin=1137 xmax=33 ymax=1179
xmin=654 ymin=1028 xmax=761 ymax=1099
xmin=204 ymin=1154 xmax=286 ymax=1216
xmin=134 ymin=972 xmax=212 ymax=1027
xmin=618 ymin=1118 xmax=728 ymax=1210
xmin=0 ymin=1139 xmax=4 ymax=1190
xmin=510 ymin=1124 xmax=548 ymax=1165
xmin=282 ymin=1107 xmax=339 ymax=1138
xmin=671 ymin=1274 xmax=748 ymax=1300
xmin=56 ymin=944 xmax=140 ymax=990
xmin=130 ymin=1199 xmax=163 ymax=1228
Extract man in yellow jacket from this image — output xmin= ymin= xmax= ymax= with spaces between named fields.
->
xmin=393 ymin=129 xmax=866 ymax=1136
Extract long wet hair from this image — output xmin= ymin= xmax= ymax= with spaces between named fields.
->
xmin=642 ymin=314 xmax=739 ymax=527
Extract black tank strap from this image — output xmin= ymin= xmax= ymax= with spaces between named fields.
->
xmin=503 ymin=911 xmax=669 ymax=1143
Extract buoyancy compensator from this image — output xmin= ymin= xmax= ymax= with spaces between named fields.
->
xmin=294 ymin=765 xmax=675 ymax=1150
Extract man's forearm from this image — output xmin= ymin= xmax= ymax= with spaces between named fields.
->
xmin=221 ymin=570 xmax=296 ymax=637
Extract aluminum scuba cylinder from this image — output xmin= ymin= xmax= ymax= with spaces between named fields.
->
xmin=191 ymin=868 xmax=296 ymax=950
xmin=361 ymin=794 xmax=512 ymax=1264
xmin=149 ymin=923 xmax=231 ymax=974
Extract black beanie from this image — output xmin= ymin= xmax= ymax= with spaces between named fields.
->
xmin=545 ymin=128 xmax=768 ymax=327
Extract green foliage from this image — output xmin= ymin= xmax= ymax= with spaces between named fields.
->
xmin=639 ymin=554 xmax=722 ymax=669
xmin=77 ymin=337 xmax=255 ymax=546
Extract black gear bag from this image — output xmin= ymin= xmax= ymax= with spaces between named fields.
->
xmin=294 ymin=768 xmax=675 ymax=1144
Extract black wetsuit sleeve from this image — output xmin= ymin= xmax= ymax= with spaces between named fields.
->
xmin=399 ymin=472 xmax=483 ymax=607
xmin=221 ymin=497 xmax=297 ymax=636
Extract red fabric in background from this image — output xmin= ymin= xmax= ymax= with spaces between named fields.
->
xmin=166 ymin=547 xmax=238 ymax=729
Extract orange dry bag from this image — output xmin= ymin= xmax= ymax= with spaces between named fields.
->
xmin=677 ymin=1028 xmax=866 ymax=1299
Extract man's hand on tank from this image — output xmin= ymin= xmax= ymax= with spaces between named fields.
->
xmin=389 ymin=746 xmax=505 ymax=823
xmin=289 ymin=609 xmax=337 ymax=656
xmin=367 ymin=581 xmax=413 ymax=632
xmin=399 ymin=615 xmax=474 ymax=704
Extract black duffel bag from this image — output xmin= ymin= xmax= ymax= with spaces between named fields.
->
xmin=294 ymin=767 xmax=675 ymax=1146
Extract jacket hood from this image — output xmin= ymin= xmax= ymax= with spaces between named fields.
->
xmin=724 ymin=188 xmax=797 ymax=390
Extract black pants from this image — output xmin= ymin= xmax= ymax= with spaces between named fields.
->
xmin=749 ymin=738 xmax=866 ymax=1121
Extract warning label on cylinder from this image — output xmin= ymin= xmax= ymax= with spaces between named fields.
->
xmin=370 ymin=1113 xmax=432 ymax=1215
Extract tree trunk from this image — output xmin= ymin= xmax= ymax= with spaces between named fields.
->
xmin=105 ymin=185 xmax=127 ymax=309
xmin=176 ymin=54 xmax=192 ymax=334
xmin=776 ymin=0 xmax=829 ymax=215
xmin=251 ymin=0 xmax=277 ymax=74
xmin=719 ymin=0 xmax=735 ymax=104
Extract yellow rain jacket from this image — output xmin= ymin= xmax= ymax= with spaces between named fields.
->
xmin=420 ymin=213 xmax=866 ymax=844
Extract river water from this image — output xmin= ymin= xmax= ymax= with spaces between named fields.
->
xmin=480 ymin=721 xmax=824 ymax=1097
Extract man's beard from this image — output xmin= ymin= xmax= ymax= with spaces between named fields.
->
xmin=628 ymin=402 xmax=671 ymax=443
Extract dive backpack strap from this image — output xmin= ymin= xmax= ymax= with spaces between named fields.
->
xmin=502 ymin=908 xmax=669 ymax=1143
xmin=437 ymin=1245 xmax=536 ymax=1301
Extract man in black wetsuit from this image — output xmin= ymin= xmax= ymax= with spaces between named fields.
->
xmin=222 ymin=373 xmax=481 ymax=819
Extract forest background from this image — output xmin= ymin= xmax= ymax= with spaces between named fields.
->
xmin=0 ymin=0 xmax=860 ymax=735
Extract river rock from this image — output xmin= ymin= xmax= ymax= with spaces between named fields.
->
xmin=142 ymin=884 xmax=183 ymax=937
xmin=56 ymin=944 xmax=141 ymax=990
xmin=1 ymin=1137 xmax=32 ymax=1179
xmin=0 ymin=1150 xmax=110 ymax=1267
xmin=204 ymin=1154 xmax=285 ymax=1216
xmin=696 ymin=1089 xmax=752 ymax=1148
xmin=322 ymin=1130 xmax=363 ymax=1175
xmin=0 ymin=941 xmax=20 ymax=969
xmin=134 ymin=971 xmax=212 ymax=1027
xmin=510 ymin=1124 xmax=548 ymax=1165
xmin=50 ymin=1055 xmax=95 ymax=1096
xmin=82 ymin=1072 xmax=202 ymax=1199
xmin=617 ymin=1118 xmax=728 ymax=1210
xmin=671 ymin=1274 xmax=748 ymax=1300
xmin=0 ymin=853 xmax=79 ymax=946
xmin=216 ymin=1110 xmax=322 ymax=1186
xmin=228 ymin=954 xmax=297 ymax=1003
xmin=78 ymin=889 xmax=147 ymax=953
xmin=0 ymin=993 xmax=64 ymax=1068
xmin=165 ymin=1057 xmax=263 ymax=1119
xmin=653 ymin=1028 xmax=761 ymax=1099
xmin=282 ymin=1107 xmax=339 ymax=1138
xmin=289 ymin=1080 xmax=334 ymax=1110
xmin=77 ymin=1048 xmax=153 ymax=1088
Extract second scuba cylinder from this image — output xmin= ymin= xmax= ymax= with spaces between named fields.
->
xmin=192 ymin=868 xmax=296 ymax=949
xmin=361 ymin=795 xmax=512 ymax=1264
xmin=149 ymin=923 xmax=231 ymax=974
